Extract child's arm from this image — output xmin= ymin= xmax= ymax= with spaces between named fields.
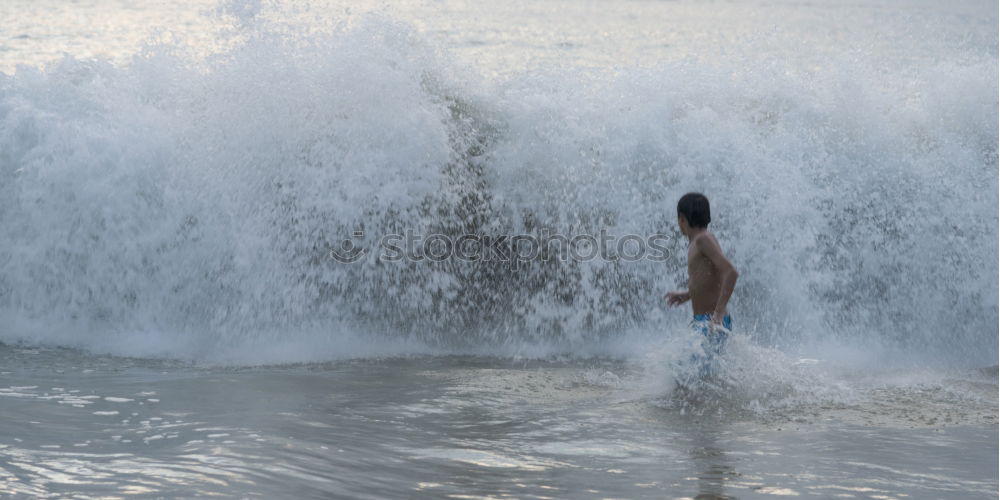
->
xmin=696 ymin=235 xmax=739 ymax=323
xmin=664 ymin=290 xmax=690 ymax=306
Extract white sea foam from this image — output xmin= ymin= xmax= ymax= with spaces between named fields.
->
xmin=0 ymin=6 xmax=995 ymax=367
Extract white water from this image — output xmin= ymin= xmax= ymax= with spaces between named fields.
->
xmin=0 ymin=0 xmax=996 ymax=367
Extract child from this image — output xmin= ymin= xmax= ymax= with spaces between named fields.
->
xmin=665 ymin=193 xmax=739 ymax=377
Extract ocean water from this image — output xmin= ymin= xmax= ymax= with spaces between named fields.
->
xmin=0 ymin=0 xmax=997 ymax=498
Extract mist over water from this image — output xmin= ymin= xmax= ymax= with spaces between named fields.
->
xmin=0 ymin=1 xmax=996 ymax=366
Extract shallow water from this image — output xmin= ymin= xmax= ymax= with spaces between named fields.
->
xmin=1 ymin=344 xmax=996 ymax=498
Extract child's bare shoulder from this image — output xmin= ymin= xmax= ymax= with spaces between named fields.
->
xmin=692 ymin=231 xmax=722 ymax=254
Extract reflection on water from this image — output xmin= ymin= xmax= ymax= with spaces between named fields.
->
xmin=1 ymin=348 xmax=995 ymax=498
xmin=689 ymin=430 xmax=736 ymax=500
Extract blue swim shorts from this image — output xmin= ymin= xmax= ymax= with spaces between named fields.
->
xmin=690 ymin=314 xmax=732 ymax=378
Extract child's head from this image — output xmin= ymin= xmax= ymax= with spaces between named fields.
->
xmin=677 ymin=192 xmax=711 ymax=232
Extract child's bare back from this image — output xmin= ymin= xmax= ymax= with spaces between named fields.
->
xmin=685 ymin=231 xmax=732 ymax=316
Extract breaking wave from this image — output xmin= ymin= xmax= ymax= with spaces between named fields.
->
xmin=0 ymin=10 xmax=996 ymax=364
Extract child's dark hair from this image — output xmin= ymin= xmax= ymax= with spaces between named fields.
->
xmin=677 ymin=193 xmax=711 ymax=228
